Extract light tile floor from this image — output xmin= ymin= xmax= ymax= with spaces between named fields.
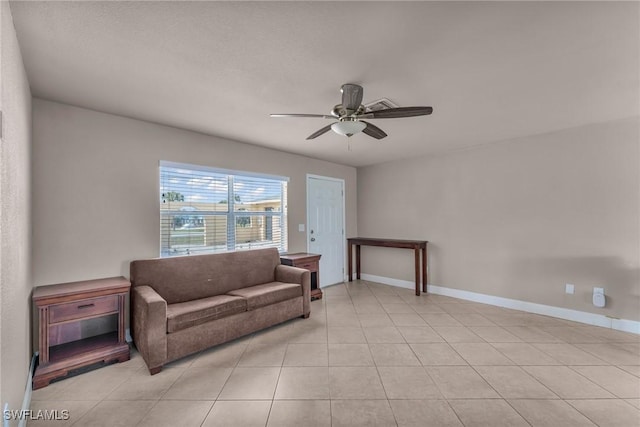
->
xmin=29 ymin=280 xmax=640 ymax=426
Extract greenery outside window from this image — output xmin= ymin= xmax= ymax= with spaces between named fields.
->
xmin=160 ymin=161 xmax=288 ymax=257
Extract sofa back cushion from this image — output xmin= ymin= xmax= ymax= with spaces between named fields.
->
xmin=130 ymin=248 xmax=280 ymax=304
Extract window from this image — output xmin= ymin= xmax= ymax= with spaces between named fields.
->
xmin=160 ymin=161 xmax=288 ymax=257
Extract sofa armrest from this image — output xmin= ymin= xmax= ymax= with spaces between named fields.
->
xmin=275 ymin=264 xmax=311 ymax=316
xmin=132 ymin=285 xmax=168 ymax=373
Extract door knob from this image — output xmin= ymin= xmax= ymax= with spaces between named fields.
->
xmin=310 ymin=237 xmax=316 ymax=242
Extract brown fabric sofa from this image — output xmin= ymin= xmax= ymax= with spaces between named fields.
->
xmin=130 ymin=248 xmax=310 ymax=374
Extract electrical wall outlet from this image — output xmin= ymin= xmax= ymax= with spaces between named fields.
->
xmin=565 ymin=284 xmax=575 ymax=294
xmin=593 ymin=287 xmax=606 ymax=308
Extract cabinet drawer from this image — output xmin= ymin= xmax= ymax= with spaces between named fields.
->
xmin=298 ymin=262 xmax=317 ymax=271
xmin=49 ymin=295 xmax=119 ymax=324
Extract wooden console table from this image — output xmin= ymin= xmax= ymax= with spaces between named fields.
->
xmin=33 ymin=277 xmax=131 ymax=389
xmin=347 ymin=238 xmax=428 ymax=296
xmin=280 ymin=253 xmax=322 ymax=300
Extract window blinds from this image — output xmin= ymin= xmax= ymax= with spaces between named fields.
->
xmin=159 ymin=162 xmax=288 ymax=257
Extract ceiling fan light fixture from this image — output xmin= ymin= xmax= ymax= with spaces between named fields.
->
xmin=331 ymin=120 xmax=366 ymax=137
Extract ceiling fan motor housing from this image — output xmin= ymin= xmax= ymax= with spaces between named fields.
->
xmin=332 ymin=104 xmax=348 ymax=117
xmin=333 ymin=104 xmax=366 ymax=118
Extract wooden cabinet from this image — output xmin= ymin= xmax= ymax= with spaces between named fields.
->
xmin=33 ymin=277 xmax=131 ymax=389
xmin=280 ymin=253 xmax=322 ymax=300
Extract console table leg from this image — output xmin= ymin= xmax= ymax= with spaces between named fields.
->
xmin=348 ymin=242 xmax=353 ymax=282
xmin=414 ymin=248 xmax=420 ymax=296
xmin=422 ymin=247 xmax=427 ymax=293
xmin=355 ymin=245 xmax=361 ymax=280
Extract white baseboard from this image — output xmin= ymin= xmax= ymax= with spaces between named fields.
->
xmin=359 ymin=274 xmax=640 ymax=335
xmin=359 ymin=274 xmax=416 ymax=291
xmin=12 ymin=353 xmax=37 ymax=427
xmin=611 ymin=318 xmax=640 ymax=335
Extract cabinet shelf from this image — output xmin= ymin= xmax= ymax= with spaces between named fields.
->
xmin=49 ymin=332 xmax=120 ymax=364
xmin=33 ymin=277 xmax=131 ymax=389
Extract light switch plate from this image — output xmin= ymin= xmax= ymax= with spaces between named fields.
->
xmin=298 ymin=224 xmax=305 ymax=232
xmin=565 ymin=284 xmax=575 ymax=294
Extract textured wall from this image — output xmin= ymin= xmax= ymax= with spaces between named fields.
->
xmin=31 ymin=99 xmax=356 ymax=286
xmin=1 ymin=0 xmax=33 ymax=415
xmin=357 ymin=118 xmax=640 ymax=321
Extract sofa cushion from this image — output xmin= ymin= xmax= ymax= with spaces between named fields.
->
xmin=130 ymin=248 xmax=281 ymax=304
xmin=166 ymin=294 xmax=247 ymax=333
xmin=227 ymin=282 xmax=302 ymax=310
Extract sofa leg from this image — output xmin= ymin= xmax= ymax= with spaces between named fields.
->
xmin=301 ymin=313 xmax=310 ymax=319
xmin=149 ymin=366 xmax=162 ymax=375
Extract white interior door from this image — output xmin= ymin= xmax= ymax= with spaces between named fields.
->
xmin=307 ymin=175 xmax=345 ymax=287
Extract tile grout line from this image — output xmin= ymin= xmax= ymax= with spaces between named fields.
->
xmin=356 ymin=281 xmax=400 ymax=427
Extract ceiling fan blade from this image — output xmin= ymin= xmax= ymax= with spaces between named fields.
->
xmin=306 ymin=124 xmax=334 ymax=140
xmin=341 ymin=84 xmax=364 ymax=111
xmin=270 ymin=113 xmax=334 ymax=119
xmin=362 ymin=121 xmax=387 ymax=139
xmin=362 ymin=106 xmax=433 ymax=119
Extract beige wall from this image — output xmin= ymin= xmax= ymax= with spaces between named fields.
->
xmin=357 ymin=117 xmax=640 ymax=321
xmin=31 ymin=99 xmax=357 ymax=286
xmin=1 ymin=0 xmax=33 ymax=414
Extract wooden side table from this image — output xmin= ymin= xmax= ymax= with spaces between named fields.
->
xmin=33 ymin=277 xmax=131 ymax=389
xmin=280 ymin=253 xmax=322 ymax=300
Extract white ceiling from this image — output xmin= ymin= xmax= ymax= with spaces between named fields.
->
xmin=9 ymin=1 xmax=639 ymax=167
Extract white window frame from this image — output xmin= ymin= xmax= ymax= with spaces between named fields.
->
xmin=159 ymin=161 xmax=288 ymax=257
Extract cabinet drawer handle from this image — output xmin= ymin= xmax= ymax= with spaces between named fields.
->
xmin=77 ymin=303 xmax=95 ymax=309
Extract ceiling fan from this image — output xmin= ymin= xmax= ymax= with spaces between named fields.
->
xmin=270 ymin=83 xmax=433 ymax=140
